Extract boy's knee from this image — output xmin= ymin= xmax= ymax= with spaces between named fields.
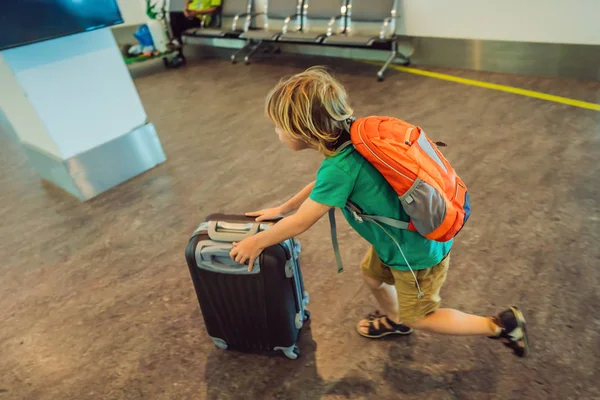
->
xmin=360 ymin=267 xmax=385 ymax=290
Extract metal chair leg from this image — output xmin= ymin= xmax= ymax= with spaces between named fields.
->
xmin=244 ymin=41 xmax=263 ymax=65
xmin=377 ymin=41 xmax=398 ymax=81
xmin=231 ymin=42 xmax=253 ymax=64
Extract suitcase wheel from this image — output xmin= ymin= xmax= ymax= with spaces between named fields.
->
xmin=276 ymin=345 xmax=300 ymax=360
xmin=211 ymin=337 xmax=228 ymax=350
xmin=304 ymin=310 xmax=310 ymax=321
xmin=286 ymin=346 xmax=300 ymax=360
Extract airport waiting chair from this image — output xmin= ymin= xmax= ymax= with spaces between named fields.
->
xmin=322 ymin=0 xmax=401 ymax=80
xmin=277 ymin=0 xmax=348 ymax=44
xmin=237 ymin=0 xmax=304 ymax=64
xmin=182 ymin=0 xmax=253 ymax=39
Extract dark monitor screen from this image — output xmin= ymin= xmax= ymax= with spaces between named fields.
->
xmin=0 ymin=0 xmax=124 ymax=51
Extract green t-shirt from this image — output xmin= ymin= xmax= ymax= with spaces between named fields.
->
xmin=310 ymin=147 xmax=452 ymax=271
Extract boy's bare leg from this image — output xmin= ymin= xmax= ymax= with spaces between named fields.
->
xmin=359 ymin=270 xmax=529 ymax=357
xmin=360 ymin=270 xmax=399 ymax=319
xmin=359 ymin=271 xmax=495 ymax=336
xmin=406 ymin=309 xmax=498 ymax=336
xmin=357 ymin=270 xmax=414 ymax=336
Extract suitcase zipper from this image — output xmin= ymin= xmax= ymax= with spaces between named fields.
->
xmin=404 ymin=127 xmax=413 ymax=145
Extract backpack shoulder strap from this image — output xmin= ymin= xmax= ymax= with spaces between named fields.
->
xmin=327 ymin=202 xmax=410 ymax=274
xmin=335 ymin=140 xmax=353 ymax=153
xmin=328 ymin=208 xmax=344 ymax=273
xmin=345 ymin=201 xmax=409 ymax=230
xmin=358 ymin=214 xmax=410 ymax=230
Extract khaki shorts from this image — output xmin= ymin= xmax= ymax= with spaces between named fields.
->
xmin=360 ymin=247 xmax=450 ymax=324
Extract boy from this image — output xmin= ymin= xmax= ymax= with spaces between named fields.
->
xmin=230 ymin=67 xmax=529 ymax=358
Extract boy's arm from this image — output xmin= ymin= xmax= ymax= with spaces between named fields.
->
xmin=183 ymin=0 xmax=192 ymax=17
xmin=247 ymin=181 xmax=315 ymax=221
xmin=231 ymin=198 xmax=330 ymax=269
xmin=281 ymin=181 xmax=315 ymax=214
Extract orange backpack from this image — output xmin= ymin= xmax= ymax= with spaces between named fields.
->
xmin=329 ymin=116 xmax=471 ymax=275
xmin=350 ymin=116 xmax=470 ymax=240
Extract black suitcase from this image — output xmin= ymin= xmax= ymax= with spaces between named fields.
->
xmin=185 ymin=214 xmax=309 ymax=359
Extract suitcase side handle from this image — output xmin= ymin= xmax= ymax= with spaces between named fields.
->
xmin=207 ymin=221 xmax=260 ymax=242
xmin=196 ymin=242 xmax=260 ymax=274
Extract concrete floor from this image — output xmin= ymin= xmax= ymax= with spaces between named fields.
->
xmin=1 ymin=54 xmax=599 ymax=400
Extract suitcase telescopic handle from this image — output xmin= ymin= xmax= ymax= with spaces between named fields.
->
xmin=207 ymin=221 xmax=261 ymax=242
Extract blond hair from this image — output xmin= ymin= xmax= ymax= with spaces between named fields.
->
xmin=265 ymin=66 xmax=354 ymax=156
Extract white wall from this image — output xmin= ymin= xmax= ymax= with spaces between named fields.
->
xmin=0 ymin=54 xmax=61 ymax=158
xmin=1 ymin=28 xmax=147 ymax=159
xmin=116 ymin=0 xmax=148 ymax=26
xmin=402 ymin=0 xmax=600 ymax=45
xmin=115 ymin=0 xmax=600 ymax=44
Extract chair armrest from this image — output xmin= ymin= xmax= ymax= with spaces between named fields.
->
xmin=327 ymin=14 xmax=345 ymax=36
xmin=379 ymin=16 xmax=399 ymax=39
xmin=232 ymin=12 xmax=266 ymax=31
xmin=282 ymin=13 xmax=302 ymax=34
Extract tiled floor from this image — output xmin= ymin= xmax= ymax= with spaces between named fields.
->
xmin=1 ymin=54 xmax=599 ymax=400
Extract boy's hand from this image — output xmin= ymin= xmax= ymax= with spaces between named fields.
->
xmin=230 ymin=237 xmax=264 ymax=272
xmin=246 ymin=207 xmax=284 ymax=222
xmin=233 ymin=199 xmax=330 ymax=271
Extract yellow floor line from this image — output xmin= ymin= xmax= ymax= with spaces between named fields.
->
xmin=371 ymin=62 xmax=600 ymax=112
